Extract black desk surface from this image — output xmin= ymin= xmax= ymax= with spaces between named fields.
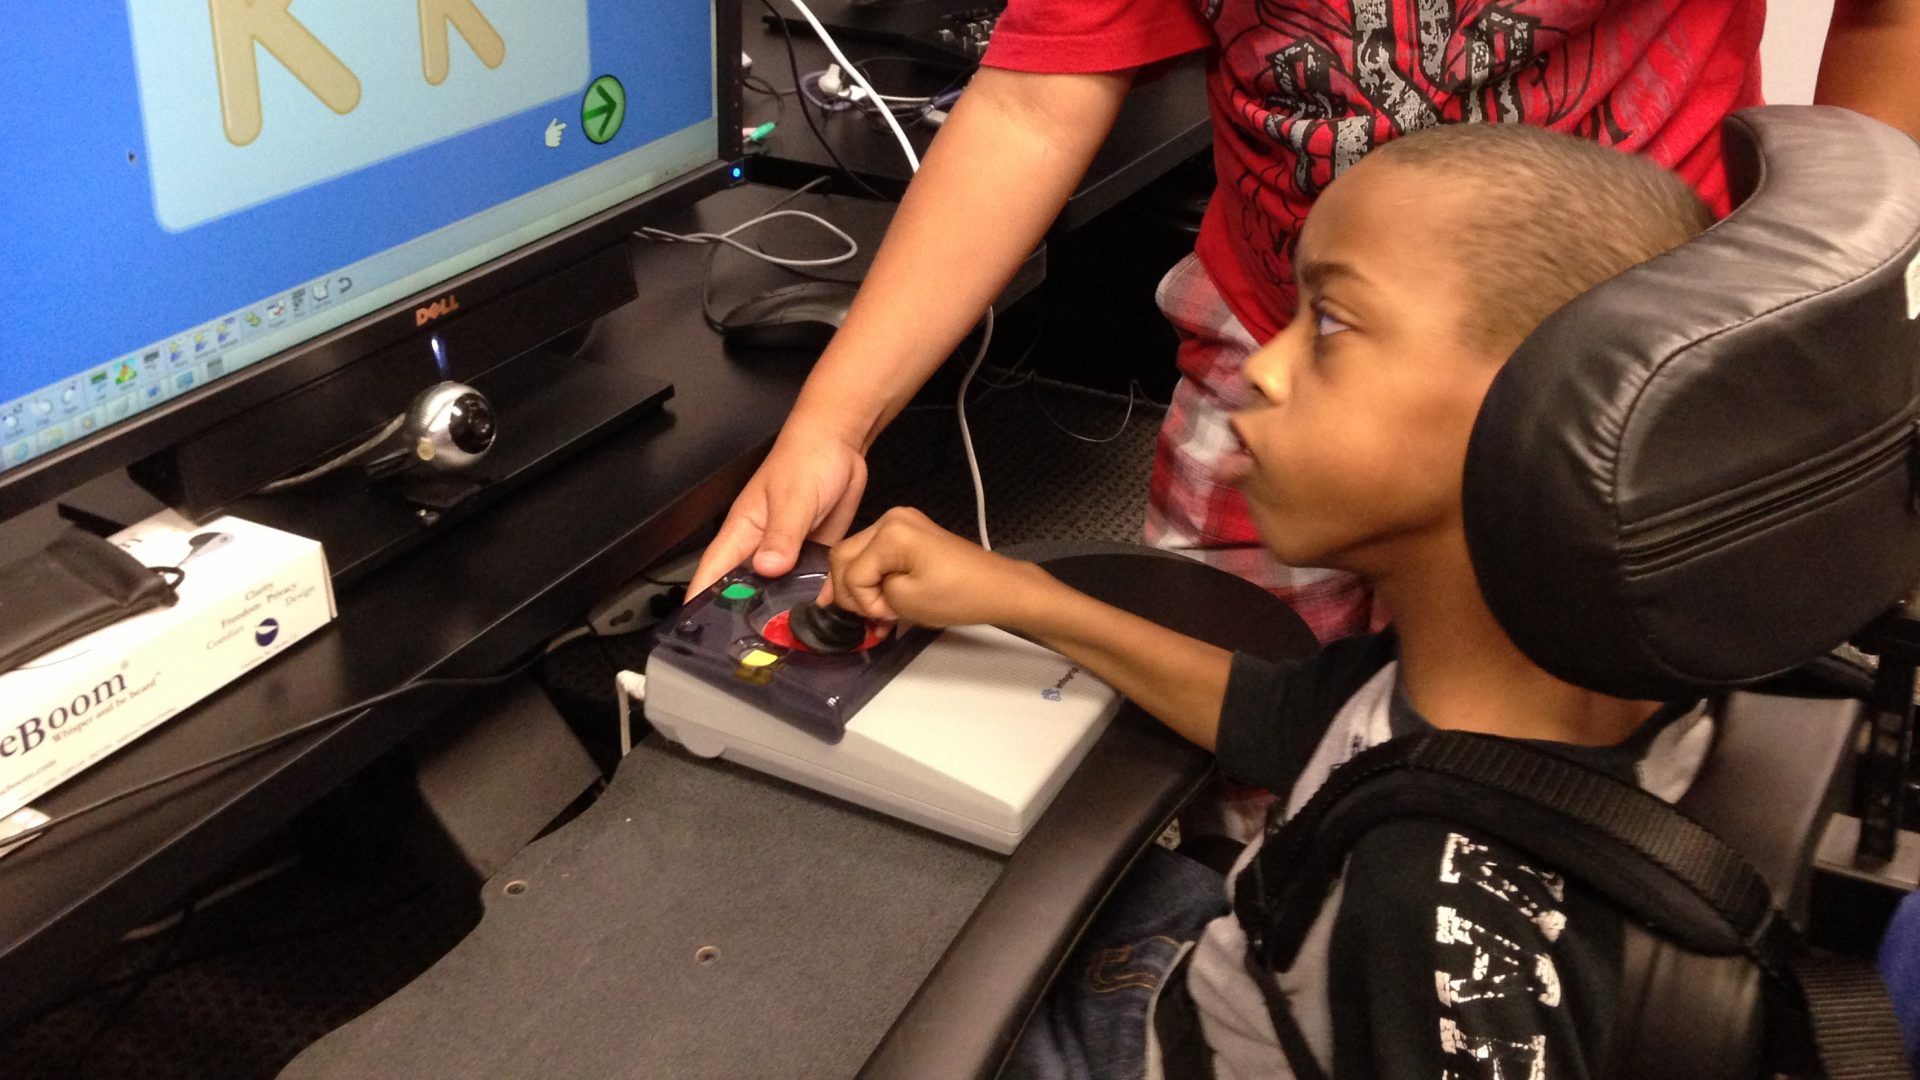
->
xmin=0 ymin=185 xmax=1042 ymax=1027
xmin=743 ymin=7 xmax=1211 ymax=230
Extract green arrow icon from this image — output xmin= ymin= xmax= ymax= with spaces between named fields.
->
xmin=581 ymin=75 xmax=626 ymax=144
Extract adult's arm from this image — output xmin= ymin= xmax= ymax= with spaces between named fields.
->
xmin=689 ymin=67 xmax=1137 ymax=593
xmin=1816 ymin=0 xmax=1920 ymax=139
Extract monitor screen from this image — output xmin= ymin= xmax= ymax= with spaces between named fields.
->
xmin=0 ymin=1 xmax=721 ymax=481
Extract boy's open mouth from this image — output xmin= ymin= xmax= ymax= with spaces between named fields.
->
xmin=1220 ymin=426 xmax=1254 ymax=486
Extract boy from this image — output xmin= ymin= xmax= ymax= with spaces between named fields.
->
xmin=819 ymin=125 xmax=1718 ymax=1077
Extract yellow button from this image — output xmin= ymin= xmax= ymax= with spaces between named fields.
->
xmin=740 ymin=649 xmax=781 ymax=668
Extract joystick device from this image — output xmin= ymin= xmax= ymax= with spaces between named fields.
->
xmin=643 ymin=543 xmax=1122 ymax=853
xmin=646 ymin=545 xmax=936 ymax=743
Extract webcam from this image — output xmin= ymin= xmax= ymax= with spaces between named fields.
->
xmin=402 ymin=381 xmax=496 ymax=469
xmin=257 ymin=378 xmax=497 ymax=495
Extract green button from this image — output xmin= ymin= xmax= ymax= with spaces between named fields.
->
xmin=721 ymin=583 xmax=757 ymax=601
xmin=581 ymin=75 xmax=627 ymax=145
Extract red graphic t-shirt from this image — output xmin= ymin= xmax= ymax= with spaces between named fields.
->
xmin=983 ymin=0 xmax=1765 ymax=343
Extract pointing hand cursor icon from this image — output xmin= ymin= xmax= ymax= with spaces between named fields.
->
xmin=544 ymin=119 xmax=566 ymax=148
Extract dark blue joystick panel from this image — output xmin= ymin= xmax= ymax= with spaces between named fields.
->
xmin=653 ymin=543 xmax=938 ymax=743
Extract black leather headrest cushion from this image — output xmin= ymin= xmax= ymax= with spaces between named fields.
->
xmin=1464 ymin=106 xmax=1920 ymax=700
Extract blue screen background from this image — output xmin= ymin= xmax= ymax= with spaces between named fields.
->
xmin=0 ymin=1 xmax=714 ymax=402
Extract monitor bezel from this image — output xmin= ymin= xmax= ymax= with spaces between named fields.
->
xmin=0 ymin=1 xmax=744 ymax=523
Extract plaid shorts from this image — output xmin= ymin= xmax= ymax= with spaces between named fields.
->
xmin=1144 ymin=253 xmax=1373 ymax=646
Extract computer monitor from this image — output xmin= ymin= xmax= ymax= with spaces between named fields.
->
xmin=0 ymin=1 xmax=743 ymax=528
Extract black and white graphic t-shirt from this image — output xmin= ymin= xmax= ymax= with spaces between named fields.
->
xmin=1170 ymin=635 xmax=1715 ymax=1079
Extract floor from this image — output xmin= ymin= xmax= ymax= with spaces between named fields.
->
xmin=0 ymin=353 xmax=1167 ymax=1080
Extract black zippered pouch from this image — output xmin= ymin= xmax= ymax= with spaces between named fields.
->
xmin=0 ymin=529 xmax=182 ymax=673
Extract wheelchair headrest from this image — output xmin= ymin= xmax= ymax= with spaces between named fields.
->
xmin=1464 ymin=106 xmax=1920 ymax=701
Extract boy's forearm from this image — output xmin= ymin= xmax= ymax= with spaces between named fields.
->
xmin=1000 ymin=569 xmax=1232 ymax=752
xmin=790 ymin=67 xmax=1136 ymax=449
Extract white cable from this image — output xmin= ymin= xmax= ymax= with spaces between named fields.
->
xmin=615 ymin=670 xmax=647 ymax=758
xmin=543 ymin=625 xmax=595 ymax=655
xmin=955 ymin=306 xmax=994 ymax=551
xmin=786 ymin=0 xmax=921 ymax=171
xmin=637 ymin=209 xmax=859 ymax=267
xmin=806 ymin=64 xmax=951 ymax=108
xmin=787 ymin=0 xmax=992 ymax=547
xmin=121 ymin=853 xmax=303 ymax=941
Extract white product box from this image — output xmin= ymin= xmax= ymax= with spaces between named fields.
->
xmin=0 ymin=511 xmax=335 ymax=822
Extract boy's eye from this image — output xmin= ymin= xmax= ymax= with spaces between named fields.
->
xmin=1316 ymin=312 xmax=1350 ymax=337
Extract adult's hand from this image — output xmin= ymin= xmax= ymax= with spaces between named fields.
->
xmin=688 ymin=424 xmax=868 ymax=595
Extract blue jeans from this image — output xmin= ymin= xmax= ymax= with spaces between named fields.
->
xmin=1007 ymin=846 xmax=1228 ymax=1080
xmin=1878 ymin=889 xmax=1920 ymax=1070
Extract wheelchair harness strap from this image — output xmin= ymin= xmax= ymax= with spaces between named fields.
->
xmin=1232 ymin=730 xmax=1834 ymax=1078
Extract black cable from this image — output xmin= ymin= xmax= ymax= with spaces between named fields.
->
xmin=742 ymin=73 xmax=796 ymax=97
xmin=0 ymin=653 xmax=547 ymax=852
xmin=757 ymin=0 xmax=894 ymax=201
xmin=741 ymin=74 xmax=787 ymax=124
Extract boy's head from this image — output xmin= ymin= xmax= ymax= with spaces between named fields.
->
xmin=1226 ymin=123 xmax=1712 ymax=577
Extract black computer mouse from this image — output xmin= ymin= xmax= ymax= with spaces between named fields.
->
xmin=719 ymin=281 xmax=858 ymax=353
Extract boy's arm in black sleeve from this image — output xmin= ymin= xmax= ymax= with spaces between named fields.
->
xmin=1326 ymin=819 xmax=1625 ymax=1079
xmin=1215 ymin=633 xmax=1395 ymax=795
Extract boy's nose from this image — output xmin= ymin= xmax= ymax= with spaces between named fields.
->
xmin=1243 ymin=339 xmax=1292 ymax=405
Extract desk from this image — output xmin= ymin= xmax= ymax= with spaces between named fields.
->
xmin=742 ymin=4 xmax=1212 ymax=230
xmin=0 ymin=185 xmax=1041 ymax=1028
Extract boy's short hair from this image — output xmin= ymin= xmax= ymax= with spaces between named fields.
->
xmin=1369 ymin=123 xmax=1714 ymax=351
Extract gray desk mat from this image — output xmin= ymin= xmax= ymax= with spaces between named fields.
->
xmin=283 ymin=737 xmax=1002 ymax=1079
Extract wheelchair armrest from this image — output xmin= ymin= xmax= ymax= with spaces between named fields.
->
xmin=861 ymin=545 xmax=1320 ymax=1080
xmin=861 ymin=706 xmax=1213 ymax=1080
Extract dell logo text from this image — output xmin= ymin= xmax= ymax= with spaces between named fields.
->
xmin=415 ymin=294 xmax=461 ymax=326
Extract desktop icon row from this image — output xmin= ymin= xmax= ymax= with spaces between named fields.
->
xmin=0 ymin=270 xmax=359 ymax=474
